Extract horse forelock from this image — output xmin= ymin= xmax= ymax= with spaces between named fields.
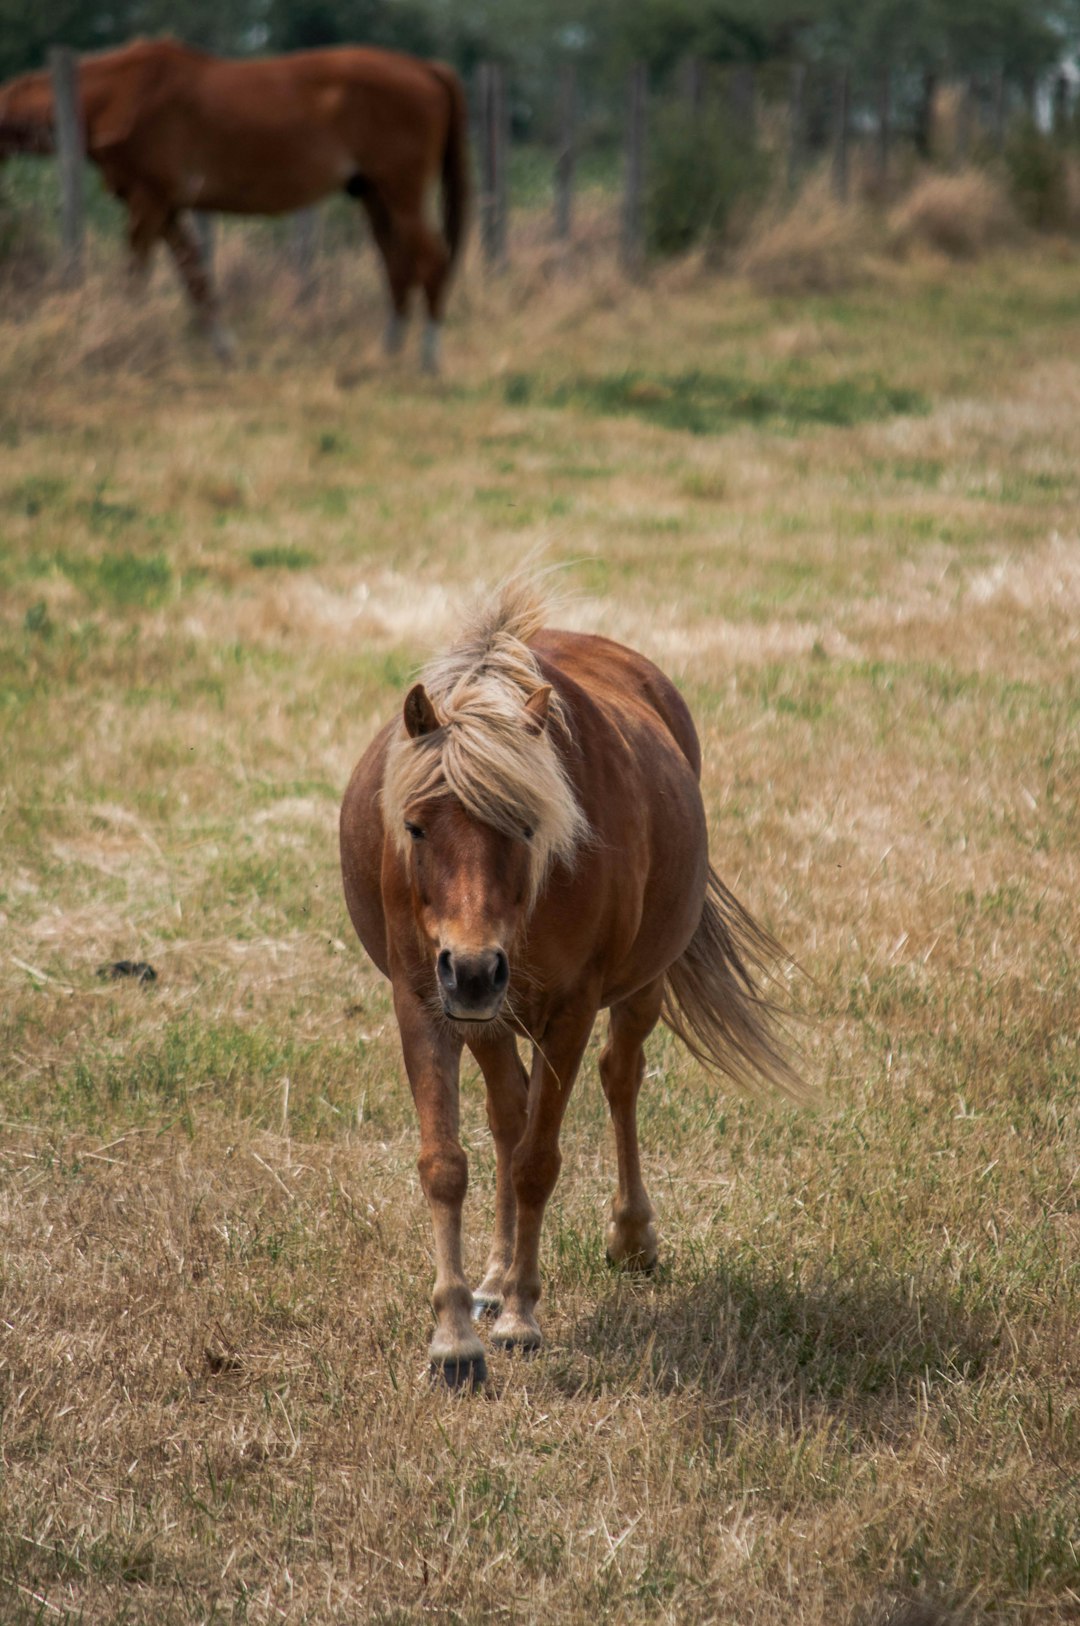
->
xmin=381 ymin=580 xmax=588 ymax=901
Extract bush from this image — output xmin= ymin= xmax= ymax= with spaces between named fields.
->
xmin=646 ymin=101 xmax=769 ymax=258
xmin=1004 ymin=119 xmax=1069 ymax=230
xmin=0 ymin=178 xmax=52 ymax=288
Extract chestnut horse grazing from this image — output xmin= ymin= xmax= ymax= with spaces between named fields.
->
xmin=0 ymin=38 xmax=468 ymax=369
xmin=340 ymin=582 xmax=807 ymax=1388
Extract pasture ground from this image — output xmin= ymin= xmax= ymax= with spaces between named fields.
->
xmin=1 ymin=236 xmax=1078 ymax=1624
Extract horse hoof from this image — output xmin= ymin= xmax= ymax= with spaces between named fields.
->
xmin=496 ymin=1338 xmax=541 ymax=1360
xmin=491 ymin=1311 xmax=542 ymax=1352
xmin=605 ymin=1248 xmax=658 ymax=1275
xmin=383 ymin=316 xmax=406 ymax=357
xmin=209 ymin=324 xmax=237 ymax=365
xmin=430 ymin=1352 xmax=487 ymax=1391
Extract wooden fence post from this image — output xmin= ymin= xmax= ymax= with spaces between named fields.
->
xmin=1053 ymin=71 xmax=1069 ymax=136
xmin=291 ymin=207 xmax=318 ymax=303
xmin=992 ymin=68 xmax=1007 ymax=152
xmin=620 ymin=63 xmax=647 ymax=279
xmin=680 ymin=56 xmax=705 ymax=114
xmin=955 ymin=79 xmax=973 ymax=166
xmin=916 ymin=69 xmax=937 ymax=158
xmin=554 ymin=61 xmax=576 ymax=242
xmin=877 ymin=67 xmax=891 ymax=190
xmin=477 ymin=62 xmax=509 ymax=270
xmin=788 ymin=61 xmax=806 ymax=191
xmin=832 ymin=68 xmax=850 ymax=202
xmin=48 ymin=46 xmax=84 ymax=286
xmin=729 ymin=64 xmax=757 ymax=139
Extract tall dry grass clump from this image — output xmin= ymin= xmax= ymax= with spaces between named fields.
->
xmin=736 ymin=173 xmax=876 ymax=294
xmin=887 ymin=168 xmax=1022 ymax=260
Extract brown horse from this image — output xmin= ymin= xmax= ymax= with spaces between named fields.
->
xmin=340 ymin=581 xmax=808 ymax=1388
xmin=0 ymin=38 xmax=469 ymax=369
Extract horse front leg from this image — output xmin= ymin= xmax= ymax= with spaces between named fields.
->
xmin=122 ymin=183 xmax=169 ymax=291
xmin=162 ymin=213 xmax=236 ymax=363
xmin=395 ymin=989 xmax=488 ymax=1388
xmin=492 ymin=997 xmax=598 ymax=1352
xmin=467 ymin=1032 xmax=529 ymax=1317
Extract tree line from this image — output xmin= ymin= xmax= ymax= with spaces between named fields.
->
xmin=2 ymin=0 xmax=1077 ymax=112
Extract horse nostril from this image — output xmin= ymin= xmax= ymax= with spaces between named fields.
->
xmin=437 ymin=947 xmax=509 ymax=1012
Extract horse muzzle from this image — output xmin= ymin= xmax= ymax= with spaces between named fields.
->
xmin=436 ymin=945 xmax=510 ymax=1022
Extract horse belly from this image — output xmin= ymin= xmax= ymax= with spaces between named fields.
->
xmin=608 ymin=869 xmax=707 ymax=1006
xmin=188 ymin=135 xmax=350 ymax=213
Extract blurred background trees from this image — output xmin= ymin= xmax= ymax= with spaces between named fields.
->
xmin=1 ymin=0 xmax=1077 ymax=96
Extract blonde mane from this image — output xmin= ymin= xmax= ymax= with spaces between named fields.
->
xmin=382 ymin=579 xmax=589 ymax=899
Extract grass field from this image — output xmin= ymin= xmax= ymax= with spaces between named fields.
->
xmin=1 ymin=231 xmax=1078 ymax=1624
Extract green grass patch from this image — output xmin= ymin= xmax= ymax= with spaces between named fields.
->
xmin=21 ymin=549 xmax=175 ymax=609
xmin=0 ymin=474 xmax=69 ymax=515
xmin=94 ymin=551 xmax=171 ymax=606
xmin=506 ymin=368 xmax=928 ymax=436
xmin=248 ymin=545 xmax=316 ymax=571
xmin=8 ymin=1013 xmax=389 ymax=1140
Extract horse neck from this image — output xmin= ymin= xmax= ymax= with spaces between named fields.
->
xmin=1 ymin=70 xmax=52 ymax=129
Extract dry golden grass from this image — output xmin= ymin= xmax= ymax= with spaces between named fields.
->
xmin=1 ymin=226 xmax=1079 ymax=1624
xmin=736 ymin=173 xmax=878 ymax=294
xmin=887 ymin=170 xmax=1023 ymax=262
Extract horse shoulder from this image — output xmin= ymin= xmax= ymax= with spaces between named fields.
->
xmin=84 ymin=42 xmax=190 ymax=158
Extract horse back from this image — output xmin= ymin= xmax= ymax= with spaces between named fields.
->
xmin=533 ymin=629 xmax=703 ymax=781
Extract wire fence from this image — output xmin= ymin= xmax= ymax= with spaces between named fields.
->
xmin=5 ymin=46 xmax=1077 ymax=292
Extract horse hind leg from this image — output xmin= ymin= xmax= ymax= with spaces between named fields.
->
xmin=405 ymin=214 xmax=451 ymax=375
xmin=356 ymin=186 xmax=413 ymax=360
xmin=599 ymin=979 xmax=664 ymax=1272
xmin=361 ymin=188 xmax=450 ymax=374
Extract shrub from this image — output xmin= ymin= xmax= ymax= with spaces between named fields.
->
xmin=646 ymin=101 xmax=769 ymax=258
xmin=0 ymin=181 xmax=52 ymax=288
xmin=1004 ymin=119 xmax=1069 ymax=230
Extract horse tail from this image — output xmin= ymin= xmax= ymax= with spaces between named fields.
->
xmin=662 ymin=865 xmax=812 ymax=1104
xmin=428 ymin=62 xmax=470 ymax=272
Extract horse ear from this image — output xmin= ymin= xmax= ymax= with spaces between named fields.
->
xmin=522 ymin=685 xmax=553 ymax=735
xmin=403 ymin=683 xmax=439 ymax=739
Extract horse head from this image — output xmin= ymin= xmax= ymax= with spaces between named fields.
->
xmin=395 ymin=681 xmax=556 ymax=1024
xmin=0 ymin=72 xmax=56 ymax=158
xmin=0 ymin=118 xmax=54 ymax=157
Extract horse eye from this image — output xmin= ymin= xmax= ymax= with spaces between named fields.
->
xmin=522 ymin=826 xmax=534 ymax=842
xmin=405 ymin=821 xmax=425 ymax=841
